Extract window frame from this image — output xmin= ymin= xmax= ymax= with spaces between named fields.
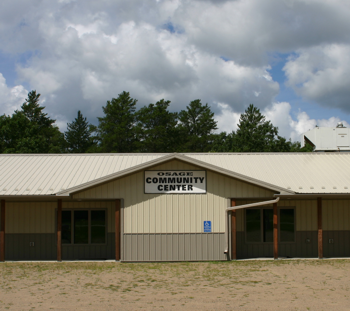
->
xmin=244 ymin=206 xmax=296 ymax=244
xmin=59 ymin=208 xmax=108 ymax=246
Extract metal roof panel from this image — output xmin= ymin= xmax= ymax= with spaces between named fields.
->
xmin=1 ymin=153 xmax=350 ymax=196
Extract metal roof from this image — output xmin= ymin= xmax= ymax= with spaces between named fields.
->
xmin=187 ymin=153 xmax=350 ymax=194
xmin=55 ymin=153 xmax=292 ymax=196
xmin=0 ymin=154 xmax=164 ymax=196
xmin=0 ymin=152 xmax=349 ymax=196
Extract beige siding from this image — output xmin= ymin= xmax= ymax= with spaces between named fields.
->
xmin=278 ymin=199 xmax=317 ymax=231
xmin=6 ymin=201 xmax=115 ymax=234
xmin=6 ymin=202 xmax=56 ymax=234
xmin=74 ymin=160 xmax=275 ymax=234
xmin=123 ymin=233 xmax=226 ymax=261
xmin=323 ymin=199 xmax=350 ymax=230
xmin=234 ymin=199 xmax=317 ymax=232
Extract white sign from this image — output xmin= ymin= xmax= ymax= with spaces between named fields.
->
xmin=145 ymin=170 xmax=206 ymax=194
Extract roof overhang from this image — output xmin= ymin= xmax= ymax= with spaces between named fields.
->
xmin=0 ymin=195 xmax=120 ymax=202
xmin=275 ymin=193 xmax=350 ymax=199
xmin=56 ymin=153 xmax=295 ymax=196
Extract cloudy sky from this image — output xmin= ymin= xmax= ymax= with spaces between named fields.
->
xmin=1 ymin=0 xmax=350 ymax=141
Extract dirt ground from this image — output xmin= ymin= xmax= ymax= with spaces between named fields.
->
xmin=1 ymin=259 xmax=350 ymax=310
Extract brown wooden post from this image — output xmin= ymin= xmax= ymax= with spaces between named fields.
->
xmin=57 ymin=199 xmax=62 ymax=262
xmin=273 ymin=202 xmax=278 ymax=259
xmin=231 ymin=199 xmax=237 ymax=260
xmin=115 ymin=199 xmax=121 ymax=261
xmin=317 ymin=197 xmax=323 ymax=259
xmin=0 ymin=200 xmax=5 ymax=262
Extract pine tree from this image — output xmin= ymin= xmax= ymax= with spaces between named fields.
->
xmin=135 ymin=99 xmax=178 ymax=152
xmin=0 ymin=90 xmax=65 ymax=153
xmin=210 ymin=131 xmax=235 ymax=152
xmin=65 ymin=111 xmax=96 ymax=153
xmin=234 ymin=104 xmax=290 ymax=152
xmin=178 ymin=100 xmax=218 ymax=152
xmin=97 ymin=91 xmax=137 ymax=153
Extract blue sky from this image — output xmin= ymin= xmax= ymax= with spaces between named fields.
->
xmin=1 ymin=0 xmax=350 ymax=140
xmin=271 ymin=53 xmax=343 ymax=118
xmin=0 ymin=50 xmax=34 ymax=90
xmin=268 ymin=53 xmax=348 ymax=123
xmin=0 ymin=52 xmax=16 ymax=87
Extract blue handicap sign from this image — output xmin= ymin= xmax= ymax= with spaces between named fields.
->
xmin=204 ymin=221 xmax=212 ymax=233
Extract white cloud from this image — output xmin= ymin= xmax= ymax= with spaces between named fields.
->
xmin=264 ymin=102 xmax=350 ymax=142
xmin=214 ymin=102 xmax=241 ymax=134
xmin=284 ymin=44 xmax=350 ymax=112
xmin=215 ymin=101 xmax=350 ymax=142
xmin=173 ymin=0 xmax=350 ymax=66
xmin=263 ymin=102 xmax=294 ymax=139
xmin=0 ymin=73 xmax=28 ymax=115
xmin=14 ymin=16 xmax=279 ymax=123
xmin=1 ymin=0 xmax=350 ymax=136
xmin=66 ymin=23 xmax=100 ymax=38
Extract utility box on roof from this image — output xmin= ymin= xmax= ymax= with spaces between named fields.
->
xmin=301 ymin=123 xmax=350 ymax=151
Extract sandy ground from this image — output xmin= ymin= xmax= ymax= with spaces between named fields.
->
xmin=1 ymin=260 xmax=350 ymax=310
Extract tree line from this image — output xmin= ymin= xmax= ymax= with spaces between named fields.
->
xmin=0 ymin=90 xmax=312 ymax=154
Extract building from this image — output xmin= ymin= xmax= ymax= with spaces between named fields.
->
xmin=0 ymin=152 xmax=350 ymax=262
xmin=301 ymin=122 xmax=350 ymax=152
